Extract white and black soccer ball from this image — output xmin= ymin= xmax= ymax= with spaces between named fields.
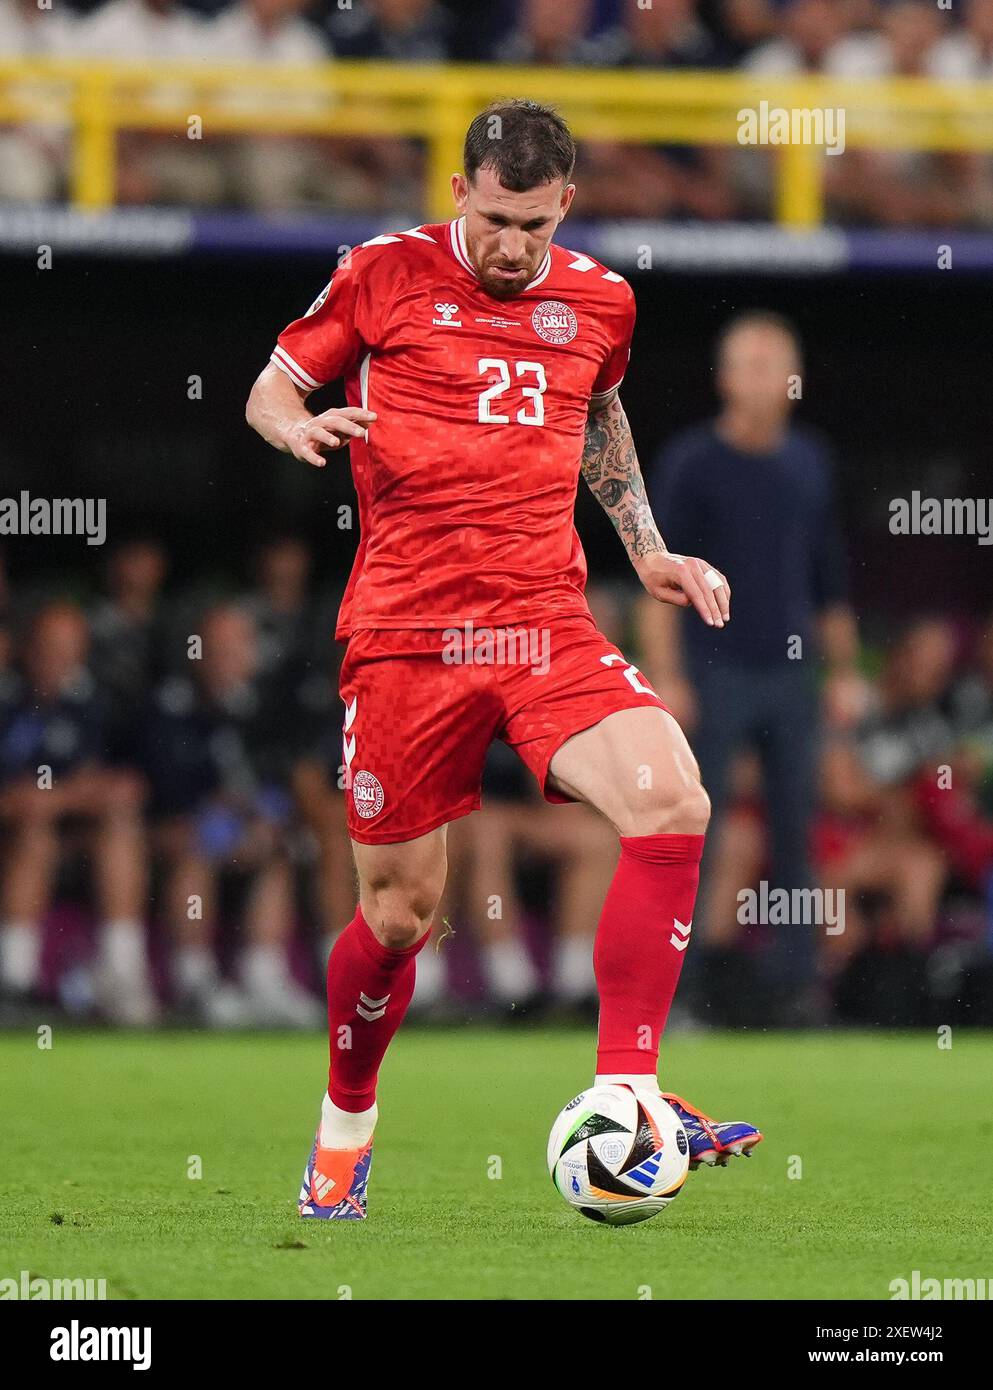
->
xmin=547 ymin=1084 xmax=690 ymax=1225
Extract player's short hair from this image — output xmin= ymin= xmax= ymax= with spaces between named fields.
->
xmin=715 ymin=310 xmax=804 ymax=369
xmin=464 ymin=99 xmax=576 ymax=191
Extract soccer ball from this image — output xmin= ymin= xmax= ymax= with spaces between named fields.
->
xmin=547 ymin=1084 xmax=690 ymax=1225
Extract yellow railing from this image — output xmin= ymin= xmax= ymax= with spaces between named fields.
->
xmin=2 ymin=58 xmax=993 ymax=227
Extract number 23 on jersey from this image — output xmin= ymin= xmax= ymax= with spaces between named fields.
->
xmin=477 ymin=358 xmax=547 ymax=426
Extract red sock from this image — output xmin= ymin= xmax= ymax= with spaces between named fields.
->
xmin=594 ymin=833 xmax=705 ymax=1076
xmin=327 ymin=906 xmax=430 ymax=1112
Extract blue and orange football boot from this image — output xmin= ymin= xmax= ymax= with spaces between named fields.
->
xmin=298 ymin=1131 xmax=373 ymax=1220
xmin=662 ymin=1093 xmax=763 ymax=1169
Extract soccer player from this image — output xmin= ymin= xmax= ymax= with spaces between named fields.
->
xmin=247 ymin=100 xmax=761 ymax=1220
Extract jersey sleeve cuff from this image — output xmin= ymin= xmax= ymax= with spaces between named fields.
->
xmin=589 ymin=375 xmax=625 ymax=402
xmin=270 ymin=346 xmax=325 ymax=392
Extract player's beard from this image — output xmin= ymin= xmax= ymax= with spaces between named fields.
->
xmin=463 ymin=222 xmax=538 ymax=298
xmin=478 ymin=261 xmax=533 ymax=300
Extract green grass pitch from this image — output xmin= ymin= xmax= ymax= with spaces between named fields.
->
xmin=1 ymin=1027 xmax=990 ymax=1300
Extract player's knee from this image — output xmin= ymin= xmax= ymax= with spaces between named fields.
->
xmin=362 ymin=883 xmax=440 ymax=951
xmin=620 ymin=779 xmax=711 ymax=838
xmin=677 ymin=781 xmax=712 ymax=836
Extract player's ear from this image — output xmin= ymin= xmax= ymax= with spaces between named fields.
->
xmin=452 ymin=173 xmax=469 ymax=211
xmin=558 ymin=183 xmax=577 ymax=222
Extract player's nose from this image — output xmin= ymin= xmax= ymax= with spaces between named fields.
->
xmin=498 ymin=231 xmax=528 ymax=265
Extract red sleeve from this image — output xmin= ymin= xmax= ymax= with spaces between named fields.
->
xmin=591 ymin=279 xmax=636 ymax=401
xmin=270 ymin=256 xmax=373 ymax=392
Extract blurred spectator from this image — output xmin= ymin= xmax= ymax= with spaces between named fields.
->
xmin=209 ymin=0 xmax=326 ymax=62
xmin=826 ymin=0 xmax=942 ymax=79
xmin=952 ymin=612 xmax=993 ymax=750
xmin=75 ymin=0 xmax=225 ymax=205
xmin=75 ymin=0 xmax=205 ymax=57
xmin=931 ymin=0 xmax=993 ymax=79
xmin=742 ymin=0 xmax=849 ymax=74
xmin=326 ymin=0 xmax=452 ymax=61
xmin=818 ymin=631 xmax=949 ymax=972
xmin=718 ymin=0 xmax=778 ymax=59
xmin=0 ymin=602 xmax=154 ymax=1024
xmin=208 ymin=0 xmax=333 ymax=211
xmin=241 ymin=535 xmax=317 ymax=685
xmin=597 ymin=0 xmax=725 ymax=67
xmin=733 ymin=0 xmax=853 ymax=214
xmin=917 ymin=615 xmax=993 ymax=893
xmin=0 ymin=0 xmax=77 ymax=202
xmin=88 ymin=539 xmax=170 ymax=765
xmin=0 ymin=0 xmax=77 ymax=55
xmin=321 ymin=0 xmax=445 ymax=215
xmin=821 ymin=619 xmax=959 ymax=1020
xmin=860 ymin=618 xmax=993 ymax=903
xmin=577 ymin=0 xmax=736 ymax=219
xmin=857 ymin=619 xmax=957 ymax=788
xmin=930 ymin=0 xmax=993 ymax=226
xmin=491 ymin=0 xmax=601 ymax=65
xmin=147 ymin=602 xmax=320 ymax=1027
xmin=641 ymin=310 xmax=858 ymax=1020
xmin=205 ymin=0 xmax=419 ymax=215
xmin=825 ymin=0 xmax=975 ymax=225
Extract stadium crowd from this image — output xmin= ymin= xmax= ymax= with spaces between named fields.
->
xmin=1 ymin=531 xmax=992 ymax=1030
xmin=1 ymin=0 xmax=993 ymax=224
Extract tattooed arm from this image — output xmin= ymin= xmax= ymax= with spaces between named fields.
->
xmin=581 ymin=391 xmax=731 ymax=627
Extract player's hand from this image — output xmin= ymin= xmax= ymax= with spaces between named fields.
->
xmin=636 ymin=552 xmax=731 ymax=628
xmin=285 ymin=407 xmax=377 ymax=468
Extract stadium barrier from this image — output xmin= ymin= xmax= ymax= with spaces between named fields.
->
xmin=2 ymin=59 xmax=993 ymax=226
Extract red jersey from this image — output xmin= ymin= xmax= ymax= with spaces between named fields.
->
xmin=271 ymin=217 xmax=636 ymax=640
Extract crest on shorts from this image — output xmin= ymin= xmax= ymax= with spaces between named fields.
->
xmin=531 ymin=300 xmax=577 ymax=344
xmin=352 ymin=769 xmax=385 ymax=819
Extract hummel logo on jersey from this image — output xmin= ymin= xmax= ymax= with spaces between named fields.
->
xmin=432 ymin=302 xmax=462 ymax=327
xmin=356 ymin=991 xmax=390 ymax=1022
xmin=342 ymin=697 xmax=357 ymax=781
xmin=670 ymin=918 xmax=692 ymax=951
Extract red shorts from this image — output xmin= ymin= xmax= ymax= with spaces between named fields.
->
xmin=339 ymin=613 xmax=668 ymax=844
